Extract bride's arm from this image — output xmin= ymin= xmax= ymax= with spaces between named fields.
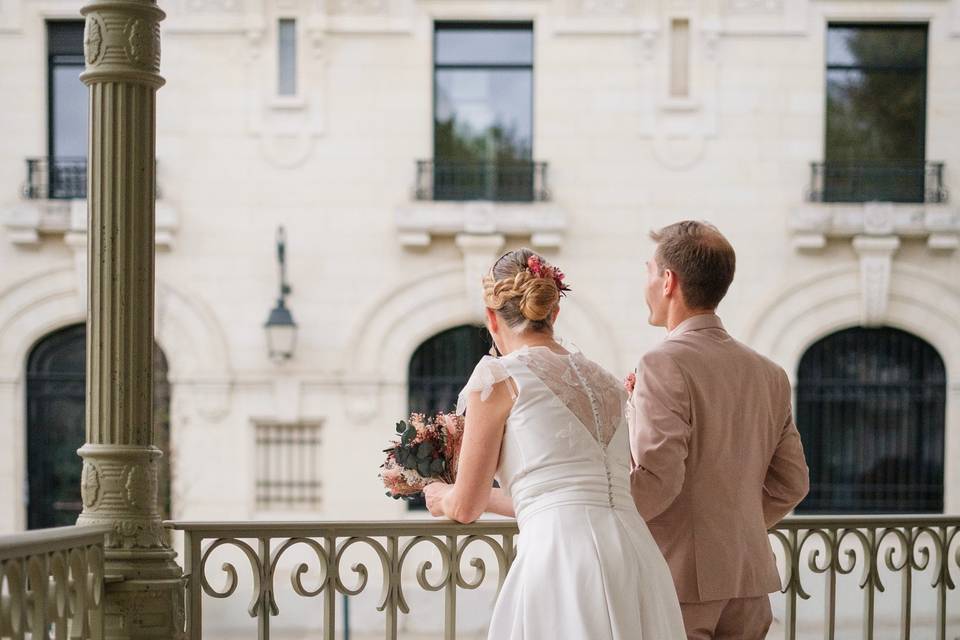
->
xmin=429 ymin=381 xmax=514 ymax=523
xmin=485 ymin=488 xmax=515 ymax=518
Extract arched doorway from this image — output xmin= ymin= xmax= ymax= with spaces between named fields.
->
xmin=795 ymin=327 xmax=946 ymax=514
xmin=26 ymin=324 xmax=171 ymax=529
xmin=408 ymin=325 xmax=493 ymax=416
xmin=406 ymin=324 xmax=492 ymax=509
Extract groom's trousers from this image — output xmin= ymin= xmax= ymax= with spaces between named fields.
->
xmin=680 ymin=596 xmax=772 ymax=640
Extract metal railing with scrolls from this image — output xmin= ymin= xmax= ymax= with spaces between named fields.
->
xmin=807 ymin=161 xmax=947 ymax=204
xmin=171 ymin=515 xmax=960 ymax=640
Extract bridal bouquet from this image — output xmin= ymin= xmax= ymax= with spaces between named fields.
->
xmin=380 ymin=412 xmax=464 ymax=500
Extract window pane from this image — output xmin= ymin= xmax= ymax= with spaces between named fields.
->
xmin=826 ymin=69 xmax=925 ymax=161
xmin=827 ymin=25 xmax=926 ymax=68
xmin=669 ymin=19 xmax=690 ymax=98
xmin=435 ymin=69 xmax=532 ymax=161
xmin=47 ymin=22 xmax=85 ymax=56
xmin=823 ymin=24 xmax=928 ymax=203
xmin=278 ymin=19 xmax=297 ymax=95
xmin=52 ymin=64 xmax=87 ymax=158
xmin=436 ymin=27 xmax=533 ymax=66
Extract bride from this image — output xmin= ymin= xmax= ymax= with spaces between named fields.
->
xmin=423 ymin=249 xmax=685 ymax=639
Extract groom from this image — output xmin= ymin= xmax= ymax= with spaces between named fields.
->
xmin=627 ymin=221 xmax=809 ymax=640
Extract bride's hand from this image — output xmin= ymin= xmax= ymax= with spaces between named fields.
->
xmin=423 ymin=482 xmax=451 ymax=517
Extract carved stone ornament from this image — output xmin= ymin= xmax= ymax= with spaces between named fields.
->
xmin=84 ymin=15 xmax=104 ymax=65
xmin=81 ymin=462 xmax=101 ymax=508
xmin=578 ymin=0 xmax=633 ymax=16
xmin=125 ymin=18 xmax=159 ymax=67
xmin=332 ymin=0 xmax=388 ymax=15
xmin=81 ymin=9 xmax=162 ymax=76
xmin=112 ymin=519 xmax=167 ymax=549
xmin=726 ymin=0 xmax=783 ymax=14
xmin=852 ymin=235 xmax=900 ymax=327
xmin=125 ymin=463 xmax=156 ymax=509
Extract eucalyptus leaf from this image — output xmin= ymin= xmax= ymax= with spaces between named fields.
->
xmin=417 ymin=441 xmax=434 ymax=459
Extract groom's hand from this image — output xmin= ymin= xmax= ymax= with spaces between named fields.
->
xmin=624 ymin=371 xmax=636 ymax=394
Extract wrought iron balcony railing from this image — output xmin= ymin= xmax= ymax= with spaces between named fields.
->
xmin=171 ymin=515 xmax=960 ymax=640
xmin=0 ymin=525 xmax=109 ymax=639
xmin=415 ymin=160 xmax=550 ymax=203
xmin=23 ymin=158 xmax=164 ymax=202
xmin=808 ymin=161 xmax=947 ymax=204
xmin=23 ymin=157 xmax=88 ymax=200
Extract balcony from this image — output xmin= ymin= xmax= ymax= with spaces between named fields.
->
xmin=414 ymin=160 xmax=550 ymax=203
xmin=807 ymin=161 xmax=947 ymax=205
xmin=792 ymin=161 xmax=958 ymax=254
xmin=397 ymin=160 xmax=565 ymax=250
xmin=4 ymin=516 xmax=958 ymax=638
xmin=3 ymin=158 xmax=178 ymax=249
xmin=23 ymin=157 xmax=88 ymax=200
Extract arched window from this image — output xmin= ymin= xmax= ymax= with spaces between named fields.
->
xmin=26 ymin=324 xmax=171 ymax=529
xmin=406 ymin=325 xmax=492 ymax=509
xmin=408 ymin=325 xmax=492 ymax=416
xmin=796 ymin=327 xmax=946 ymax=514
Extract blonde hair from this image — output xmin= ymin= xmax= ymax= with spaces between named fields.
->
xmin=482 ymin=248 xmax=564 ymax=332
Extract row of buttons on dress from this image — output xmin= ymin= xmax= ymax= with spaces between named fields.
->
xmin=567 ymin=356 xmax=617 ymax=509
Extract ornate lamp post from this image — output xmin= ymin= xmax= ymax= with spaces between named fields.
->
xmin=265 ymin=226 xmax=297 ymax=361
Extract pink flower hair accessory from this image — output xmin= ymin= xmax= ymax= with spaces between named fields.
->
xmin=526 ymin=255 xmax=572 ymax=296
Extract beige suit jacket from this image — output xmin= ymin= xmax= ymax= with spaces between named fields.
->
xmin=628 ymin=313 xmax=809 ymax=603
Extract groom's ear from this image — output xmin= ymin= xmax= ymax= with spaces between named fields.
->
xmin=662 ymin=269 xmax=679 ymax=297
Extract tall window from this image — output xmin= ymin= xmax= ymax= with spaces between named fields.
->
xmin=47 ymin=22 xmax=88 ymax=199
xmin=277 ymin=19 xmax=297 ymax=96
xmin=796 ymin=327 xmax=945 ymax=514
xmin=823 ymin=23 xmax=928 ymax=202
xmin=433 ymin=23 xmax=534 ymax=201
xmin=26 ymin=325 xmax=171 ymax=529
xmin=406 ymin=325 xmax=492 ymax=509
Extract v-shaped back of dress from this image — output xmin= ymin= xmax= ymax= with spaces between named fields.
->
xmin=458 ymin=347 xmax=635 ymax=523
xmin=459 ymin=347 xmax=688 ymax=639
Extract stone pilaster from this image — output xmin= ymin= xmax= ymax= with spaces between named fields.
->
xmin=76 ymin=1 xmax=184 ymax=637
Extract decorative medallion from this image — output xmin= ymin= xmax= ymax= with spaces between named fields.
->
xmin=124 ymin=18 xmax=161 ymax=69
xmin=125 ymin=464 xmax=154 ymax=508
xmin=81 ymin=463 xmax=101 ymax=508
xmin=84 ymin=15 xmax=104 ymax=66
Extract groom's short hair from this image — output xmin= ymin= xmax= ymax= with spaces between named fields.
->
xmin=650 ymin=221 xmax=736 ymax=311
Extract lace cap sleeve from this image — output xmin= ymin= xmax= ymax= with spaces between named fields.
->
xmin=456 ymin=356 xmax=515 ymax=415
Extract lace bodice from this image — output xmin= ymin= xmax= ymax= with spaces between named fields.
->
xmin=458 ymin=346 xmax=633 ymax=517
xmin=457 ymin=347 xmax=626 ymax=447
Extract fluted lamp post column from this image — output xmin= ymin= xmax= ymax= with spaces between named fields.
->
xmin=76 ymin=1 xmax=184 ymax=638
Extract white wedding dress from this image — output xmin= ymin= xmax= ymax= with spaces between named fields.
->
xmin=458 ymin=346 xmax=686 ymax=640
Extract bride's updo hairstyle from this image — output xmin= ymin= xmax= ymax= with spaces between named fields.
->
xmin=482 ymin=248 xmax=571 ymax=333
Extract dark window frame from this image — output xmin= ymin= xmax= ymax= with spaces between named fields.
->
xmin=431 ymin=21 xmax=537 ymax=202
xmin=795 ymin=326 xmax=946 ymax=515
xmin=46 ymin=21 xmax=86 ymax=162
xmin=26 ymin=324 xmax=172 ymax=529
xmin=406 ymin=324 xmax=493 ymax=509
xmin=821 ymin=22 xmax=930 ymax=203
